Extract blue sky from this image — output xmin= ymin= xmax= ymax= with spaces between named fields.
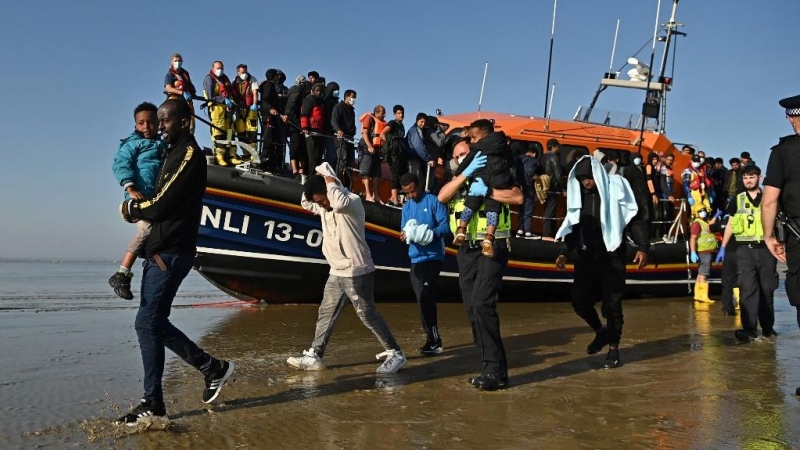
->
xmin=2 ymin=0 xmax=799 ymax=259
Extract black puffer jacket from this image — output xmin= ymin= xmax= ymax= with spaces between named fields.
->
xmin=455 ymin=131 xmax=514 ymax=189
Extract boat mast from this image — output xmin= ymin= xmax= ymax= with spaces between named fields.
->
xmin=478 ymin=61 xmax=489 ymax=112
xmin=543 ymin=0 xmax=557 ymax=117
xmin=583 ymin=18 xmax=620 ymax=121
xmin=655 ymin=0 xmax=685 ymax=133
xmin=636 ymin=0 xmax=662 ymax=154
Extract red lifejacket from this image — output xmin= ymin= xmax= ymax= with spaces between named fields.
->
xmin=232 ymin=74 xmax=255 ymax=107
xmin=169 ymin=68 xmax=196 ymax=95
xmin=208 ymin=71 xmax=232 ymax=98
xmin=687 ymin=168 xmax=703 ymax=191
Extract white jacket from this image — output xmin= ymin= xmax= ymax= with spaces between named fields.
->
xmin=301 ymin=164 xmax=375 ymax=277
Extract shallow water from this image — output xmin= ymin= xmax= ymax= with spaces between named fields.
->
xmin=3 ymin=261 xmax=800 ymax=449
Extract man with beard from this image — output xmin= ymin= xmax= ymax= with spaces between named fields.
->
xmin=555 ymin=156 xmax=649 ymax=369
xmin=719 ymin=165 xmax=778 ymax=341
xmin=116 ymin=99 xmax=235 ymax=425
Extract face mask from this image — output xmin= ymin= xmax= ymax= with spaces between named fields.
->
xmin=172 ymin=61 xmax=182 ymax=70
xmin=457 ymin=156 xmax=466 ymax=165
xmin=348 ymin=97 xmax=356 ymax=106
xmin=692 ymin=162 xmax=700 ymax=168
xmin=214 ymin=69 xmax=223 ymax=77
xmin=633 ymin=157 xmax=642 ymax=166
xmin=333 ymin=90 xmax=340 ymax=97
xmin=239 ymin=73 xmax=247 ymax=81
xmin=699 ymin=157 xmax=705 ymax=164
xmin=698 ymin=211 xmax=708 ymax=219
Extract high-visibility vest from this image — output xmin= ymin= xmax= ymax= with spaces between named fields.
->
xmin=731 ymin=192 xmax=764 ymax=242
xmin=693 ymin=219 xmax=718 ymax=252
xmin=448 ymin=184 xmax=511 ymax=241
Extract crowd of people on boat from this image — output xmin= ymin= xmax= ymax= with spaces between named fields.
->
xmin=106 ymin=54 xmax=800 ymax=425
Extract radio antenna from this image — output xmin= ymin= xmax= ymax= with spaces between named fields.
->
xmin=478 ymin=61 xmax=489 ymax=111
xmin=543 ymin=0 xmax=557 ymax=117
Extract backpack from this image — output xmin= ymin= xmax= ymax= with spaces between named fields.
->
xmin=385 ymin=134 xmax=409 ymax=163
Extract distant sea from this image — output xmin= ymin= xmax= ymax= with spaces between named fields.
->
xmin=0 ymin=259 xmax=240 ymax=435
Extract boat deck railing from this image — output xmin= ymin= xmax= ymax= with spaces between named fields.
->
xmin=573 ymin=106 xmax=659 ymax=132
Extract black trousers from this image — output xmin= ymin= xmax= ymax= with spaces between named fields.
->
xmin=543 ymin=193 xmax=559 ymax=238
xmin=736 ymin=245 xmax=778 ymax=333
xmin=306 ymin=135 xmax=325 ymax=170
xmin=457 ymin=241 xmax=508 ymax=376
xmin=410 ymin=259 xmax=443 ymax=336
xmin=571 ymin=253 xmax=626 ymax=346
xmin=787 ymin=236 xmax=800 ymax=308
xmin=720 ymin=244 xmax=739 ymax=315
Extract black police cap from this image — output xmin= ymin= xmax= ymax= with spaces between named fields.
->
xmin=779 ymin=94 xmax=800 ymax=116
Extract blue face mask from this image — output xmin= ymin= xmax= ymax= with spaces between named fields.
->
xmin=633 ymin=157 xmax=642 ymax=166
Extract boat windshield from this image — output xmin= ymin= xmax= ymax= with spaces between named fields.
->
xmin=574 ymin=106 xmax=659 ymax=132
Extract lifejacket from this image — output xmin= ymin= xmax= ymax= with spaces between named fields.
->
xmin=207 ymin=71 xmax=232 ymax=99
xmin=168 ymin=67 xmax=196 ymax=96
xmin=448 ymin=183 xmax=512 ymax=240
xmin=232 ymin=74 xmax=255 ymax=107
xmin=731 ymin=192 xmax=764 ymax=242
xmin=359 ymin=113 xmax=386 ymax=148
xmin=692 ymin=219 xmax=719 ymax=252
xmin=687 ymin=167 xmax=703 ymax=192
xmin=301 ymin=98 xmax=325 ymax=131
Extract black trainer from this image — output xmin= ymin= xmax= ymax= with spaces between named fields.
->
xmin=108 ymin=272 xmax=134 ymax=300
xmin=114 ymin=398 xmax=167 ymax=426
xmin=202 ymin=360 xmax=236 ymax=403
xmin=735 ymin=329 xmax=757 ymax=343
xmin=603 ymin=348 xmax=620 ymax=369
xmin=586 ymin=327 xmax=610 ymax=355
xmin=418 ymin=339 xmax=443 ymax=356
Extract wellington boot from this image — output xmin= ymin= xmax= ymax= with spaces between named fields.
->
xmin=228 ymin=150 xmax=243 ymax=165
xmin=693 ymin=281 xmax=714 ymax=303
xmin=733 ymin=287 xmax=741 ymax=310
xmin=215 ymin=150 xmax=229 ymax=167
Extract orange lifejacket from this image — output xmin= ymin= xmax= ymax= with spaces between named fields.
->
xmin=688 ymin=168 xmax=703 ymax=191
xmin=232 ymin=74 xmax=255 ymax=107
xmin=168 ymin=68 xmax=196 ymax=96
xmin=208 ymin=71 xmax=232 ymax=98
xmin=359 ymin=113 xmax=386 ymax=147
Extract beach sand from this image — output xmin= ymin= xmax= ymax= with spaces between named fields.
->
xmin=9 ymin=290 xmax=800 ymax=449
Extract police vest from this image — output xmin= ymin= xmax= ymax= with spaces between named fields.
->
xmin=692 ymin=219 xmax=718 ymax=252
xmin=731 ymin=192 xmax=764 ymax=242
xmin=448 ymin=184 xmax=511 ymax=241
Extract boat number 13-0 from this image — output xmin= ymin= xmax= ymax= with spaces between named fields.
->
xmin=264 ymin=220 xmax=323 ymax=248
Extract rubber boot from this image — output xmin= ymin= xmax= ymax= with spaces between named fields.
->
xmin=215 ymin=149 xmax=229 ymax=166
xmin=733 ymin=287 xmax=741 ymax=310
xmin=693 ymin=281 xmax=713 ymax=303
xmin=228 ymin=148 xmax=243 ymax=165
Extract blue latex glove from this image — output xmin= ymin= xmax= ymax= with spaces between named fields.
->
xmin=690 ymin=251 xmax=699 ymax=263
xmin=250 ymin=104 xmax=259 ymax=112
xmin=713 ymin=209 xmax=723 ymax=220
xmin=224 ymin=98 xmax=233 ymax=108
xmin=715 ymin=247 xmax=726 ymax=263
xmin=461 ymin=151 xmax=487 ymax=178
xmin=183 ymin=91 xmax=192 ymax=101
xmin=687 ymin=196 xmax=695 ymax=207
xmin=468 ymin=178 xmax=489 ymax=197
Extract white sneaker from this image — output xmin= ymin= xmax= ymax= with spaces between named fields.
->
xmin=287 ymin=348 xmax=324 ymax=371
xmin=375 ymin=349 xmax=407 ymax=374
xmin=516 ymin=230 xmax=524 ymax=237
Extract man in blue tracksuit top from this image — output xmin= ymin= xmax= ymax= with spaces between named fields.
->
xmin=400 ymin=172 xmax=450 ymax=355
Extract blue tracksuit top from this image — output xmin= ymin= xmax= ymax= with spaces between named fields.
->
xmin=401 ymin=191 xmax=449 ymax=263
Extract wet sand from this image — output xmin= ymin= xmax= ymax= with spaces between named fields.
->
xmin=11 ymin=287 xmax=800 ymax=449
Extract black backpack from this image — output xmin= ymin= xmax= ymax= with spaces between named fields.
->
xmin=385 ymin=134 xmax=409 ymax=163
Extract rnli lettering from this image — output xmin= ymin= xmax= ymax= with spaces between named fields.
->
xmin=201 ymin=206 xmax=249 ymax=235
xmin=264 ymin=220 xmax=323 ymax=247
xmin=200 ymin=206 xmax=322 ymax=248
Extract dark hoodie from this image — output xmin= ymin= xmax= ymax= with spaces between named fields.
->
xmin=322 ymin=82 xmax=340 ymax=134
xmin=455 ymin=131 xmax=514 ymax=189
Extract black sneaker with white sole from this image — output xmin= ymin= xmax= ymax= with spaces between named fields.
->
xmin=202 ymin=360 xmax=235 ymax=403
xmin=418 ymin=339 xmax=443 ymax=356
xmin=115 ymin=398 xmax=167 ymax=426
xmin=108 ymin=272 xmax=134 ymax=300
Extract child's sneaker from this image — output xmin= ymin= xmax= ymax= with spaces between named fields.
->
xmin=481 ymin=234 xmax=495 ymax=258
xmin=108 ymin=271 xmax=134 ymax=300
xmin=453 ymin=226 xmax=467 ymax=246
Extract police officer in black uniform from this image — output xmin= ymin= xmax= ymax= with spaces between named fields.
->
xmin=762 ymin=95 xmax=800 ymax=394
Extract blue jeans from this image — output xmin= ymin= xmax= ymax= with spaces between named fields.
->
xmin=135 ymin=253 xmax=218 ymax=404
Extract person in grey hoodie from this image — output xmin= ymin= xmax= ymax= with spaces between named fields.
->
xmin=287 ymin=172 xmax=407 ymax=374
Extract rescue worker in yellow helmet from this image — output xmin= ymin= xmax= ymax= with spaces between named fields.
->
xmin=718 ymin=165 xmax=779 ymax=342
xmin=203 ymin=61 xmax=238 ymax=166
xmin=683 ymin=154 xmax=712 ymax=218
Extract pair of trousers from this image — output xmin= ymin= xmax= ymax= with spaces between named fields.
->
xmin=736 ymin=245 xmax=778 ymax=333
xmin=720 ymin=243 xmax=739 ymax=314
xmin=457 ymin=242 xmax=508 ymax=376
xmin=542 ymin=193 xmax=559 ymax=238
xmin=306 ymin=135 xmax=325 ymax=171
xmin=135 ymin=253 xmax=218 ymax=403
xmin=311 ymin=272 xmax=400 ymax=356
xmin=410 ymin=259 xmax=443 ymax=335
xmin=571 ymin=254 xmax=626 ymax=345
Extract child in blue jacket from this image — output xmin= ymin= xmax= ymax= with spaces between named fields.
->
xmin=108 ymin=102 xmax=166 ymax=299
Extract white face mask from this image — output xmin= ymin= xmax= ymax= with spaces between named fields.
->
xmin=692 ymin=162 xmax=700 ymax=168
xmin=699 ymin=157 xmax=705 ymax=163
xmin=239 ymin=73 xmax=247 ymax=81
xmin=633 ymin=157 xmax=642 ymax=166
xmin=457 ymin=156 xmax=466 ymax=165
xmin=333 ymin=90 xmax=340 ymax=97
xmin=698 ymin=211 xmax=708 ymax=219
xmin=348 ymin=97 xmax=356 ymax=106
xmin=214 ymin=69 xmax=223 ymax=77
xmin=172 ymin=61 xmax=182 ymax=70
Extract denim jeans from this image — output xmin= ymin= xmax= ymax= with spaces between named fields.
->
xmin=135 ymin=253 xmax=218 ymax=404
xmin=311 ymin=272 xmax=400 ymax=357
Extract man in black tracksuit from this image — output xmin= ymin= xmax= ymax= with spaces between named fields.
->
xmin=330 ymin=89 xmax=357 ymax=181
xmin=115 ymin=99 xmax=234 ymax=425
xmin=556 ymin=157 xmax=649 ymax=369
xmin=259 ymin=69 xmax=283 ymax=172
